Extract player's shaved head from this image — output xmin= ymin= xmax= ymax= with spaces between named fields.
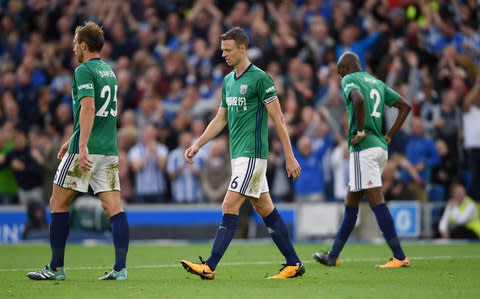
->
xmin=337 ymin=51 xmax=362 ymax=77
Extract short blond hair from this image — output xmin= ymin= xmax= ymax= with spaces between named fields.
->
xmin=221 ymin=27 xmax=249 ymax=48
xmin=75 ymin=21 xmax=104 ymax=52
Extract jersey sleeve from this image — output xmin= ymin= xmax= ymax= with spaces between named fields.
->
xmin=220 ymin=80 xmax=227 ymax=108
xmin=384 ymin=85 xmax=401 ymax=107
xmin=341 ymin=75 xmax=360 ymax=102
xmin=257 ymin=73 xmax=278 ymax=105
xmin=74 ymin=65 xmax=95 ymax=100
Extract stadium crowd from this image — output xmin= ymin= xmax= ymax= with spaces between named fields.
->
xmin=0 ymin=0 xmax=479 ymax=208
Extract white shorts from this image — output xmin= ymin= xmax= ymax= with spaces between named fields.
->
xmin=228 ymin=157 xmax=269 ymax=199
xmin=54 ymin=153 xmax=120 ymax=194
xmin=349 ymin=147 xmax=387 ymax=192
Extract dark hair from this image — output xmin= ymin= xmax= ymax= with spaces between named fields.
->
xmin=221 ymin=26 xmax=249 ymax=48
xmin=75 ymin=21 xmax=104 ymax=52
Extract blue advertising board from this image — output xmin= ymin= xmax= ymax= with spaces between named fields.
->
xmin=388 ymin=201 xmax=420 ymax=237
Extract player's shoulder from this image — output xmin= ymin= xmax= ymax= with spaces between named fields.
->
xmin=249 ymin=64 xmax=268 ymax=77
xmin=342 ymin=72 xmax=383 ymax=85
xmin=74 ymin=62 xmax=90 ymax=75
xmin=224 ymin=70 xmax=235 ymax=81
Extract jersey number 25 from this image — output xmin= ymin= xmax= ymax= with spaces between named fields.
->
xmin=96 ymin=85 xmax=118 ymax=117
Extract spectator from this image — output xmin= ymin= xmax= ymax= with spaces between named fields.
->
xmin=330 ymin=139 xmax=349 ymax=201
xmin=0 ymin=126 xmax=43 ymax=204
xmin=128 ymin=124 xmax=169 ymax=203
xmin=431 ymin=139 xmax=461 ymax=197
xmin=335 ymin=22 xmax=383 ymax=69
xmin=267 ymin=138 xmax=293 ymax=203
xmin=30 ymin=128 xmax=59 ymax=205
xmin=293 ymin=136 xmax=328 ymax=202
xmin=13 ymin=65 xmax=38 ymax=130
xmin=117 ymin=128 xmax=135 ymax=203
xmin=402 ymin=117 xmax=440 ymax=201
xmin=201 ymin=137 xmax=230 ymax=203
xmin=417 ymin=79 xmax=441 ymax=138
xmin=382 ymin=154 xmax=420 ymax=202
xmin=162 ymin=78 xmax=184 ymax=122
xmin=439 ymin=182 xmax=480 ymax=239
xmin=167 ymin=131 xmax=204 ymax=203
xmin=433 ymin=90 xmax=462 ymax=158
xmin=300 ymin=16 xmax=334 ymax=70
xmin=0 ymin=121 xmax=18 ymax=204
xmin=22 ymin=200 xmax=48 ymax=239
xmin=463 ymin=75 xmax=480 ymax=201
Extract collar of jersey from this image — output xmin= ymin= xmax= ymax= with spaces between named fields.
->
xmin=234 ymin=63 xmax=253 ymax=80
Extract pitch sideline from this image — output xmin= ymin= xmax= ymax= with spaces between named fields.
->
xmin=3 ymin=255 xmax=480 ymax=272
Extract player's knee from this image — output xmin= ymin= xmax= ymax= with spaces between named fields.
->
xmin=253 ymin=204 xmax=273 ymax=218
xmin=221 ymin=200 xmax=240 ymax=215
xmin=101 ymin=201 xmax=123 ymax=218
xmin=49 ymin=196 xmax=70 ymax=212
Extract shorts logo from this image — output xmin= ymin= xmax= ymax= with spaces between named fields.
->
xmin=71 ymin=181 xmax=77 ymax=187
xmin=368 ymin=180 xmax=373 ymax=186
xmin=240 ymin=84 xmax=248 ymax=95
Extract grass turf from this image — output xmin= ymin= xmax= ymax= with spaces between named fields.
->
xmin=1 ymin=242 xmax=479 ymax=298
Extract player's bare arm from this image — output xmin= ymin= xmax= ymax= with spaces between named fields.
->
xmin=349 ymin=89 xmax=370 ymax=146
xmin=78 ymin=96 xmax=95 ymax=171
xmin=184 ymin=107 xmax=228 ymax=164
xmin=385 ymin=97 xmax=411 ymax=144
xmin=265 ymin=99 xmax=301 ymax=180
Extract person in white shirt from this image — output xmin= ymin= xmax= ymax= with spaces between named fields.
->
xmin=463 ymin=76 xmax=480 ymax=201
xmin=439 ymin=182 xmax=480 ymax=239
xmin=128 ymin=124 xmax=169 ymax=203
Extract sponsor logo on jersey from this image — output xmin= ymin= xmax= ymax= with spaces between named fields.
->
xmin=226 ymin=96 xmax=247 ymax=112
xmin=78 ymin=83 xmax=93 ymax=90
xmin=240 ymin=84 xmax=248 ymax=95
xmin=265 ymin=85 xmax=276 ymax=93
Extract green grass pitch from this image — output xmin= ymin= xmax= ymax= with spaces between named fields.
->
xmin=1 ymin=242 xmax=479 ymax=298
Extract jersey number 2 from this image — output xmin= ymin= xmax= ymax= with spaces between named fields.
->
xmin=96 ymin=85 xmax=118 ymax=117
xmin=369 ymin=88 xmax=381 ymax=118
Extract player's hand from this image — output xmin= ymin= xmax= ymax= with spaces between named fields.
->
xmin=285 ymin=156 xmax=301 ymax=180
xmin=350 ymin=131 xmax=371 ymax=146
xmin=78 ymin=146 xmax=93 ymax=172
xmin=184 ymin=143 xmax=199 ymax=164
xmin=57 ymin=141 xmax=70 ymax=160
xmin=384 ymin=135 xmax=392 ymax=144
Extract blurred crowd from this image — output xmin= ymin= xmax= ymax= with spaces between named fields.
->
xmin=0 ymin=0 xmax=479 ymax=208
